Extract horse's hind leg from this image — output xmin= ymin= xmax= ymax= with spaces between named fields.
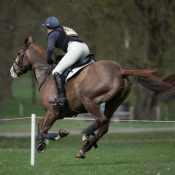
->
xmin=76 ymin=95 xmax=108 ymax=158
xmin=76 ymin=88 xmax=131 ymax=158
xmin=97 ymin=87 xmax=131 ymax=139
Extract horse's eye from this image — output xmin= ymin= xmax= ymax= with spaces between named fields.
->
xmin=18 ymin=53 xmax=20 ymax=56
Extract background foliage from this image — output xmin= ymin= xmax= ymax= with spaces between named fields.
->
xmin=1 ymin=0 xmax=175 ymax=120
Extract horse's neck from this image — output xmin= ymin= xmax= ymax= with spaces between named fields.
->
xmin=29 ymin=46 xmax=50 ymax=86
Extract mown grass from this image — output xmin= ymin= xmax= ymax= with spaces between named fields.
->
xmin=0 ymin=132 xmax=175 ymax=175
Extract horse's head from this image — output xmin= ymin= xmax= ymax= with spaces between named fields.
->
xmin=10 ymin=36 xmax=33 ymax=78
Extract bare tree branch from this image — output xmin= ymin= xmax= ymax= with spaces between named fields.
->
xmin=0 ymin=21 xmax=34 ymax=31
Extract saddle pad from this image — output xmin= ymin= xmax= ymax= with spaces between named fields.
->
xmin=66 ymin=58 xmax=95 ymax=82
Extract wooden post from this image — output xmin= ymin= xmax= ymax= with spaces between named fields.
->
xmin=165 ymin=106 xmax=168 ymax=121
xmin=156 ymin=106 xmax=160 ymax=121
xmin=129 ymin=106 xmax=134 ymax=122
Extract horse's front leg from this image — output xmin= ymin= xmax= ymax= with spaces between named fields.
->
xmin=37 ymin=111 xmax=70 ymax=153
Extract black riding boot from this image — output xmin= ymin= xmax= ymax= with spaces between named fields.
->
xmin=49 ymin=72 xmax=66 ymax=106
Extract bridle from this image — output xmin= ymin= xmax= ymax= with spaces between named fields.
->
xmin=13 ymin=42 xmax=32 ymax=75
xmin=12 ymin=42 xmax=55 ymax=90
xmin=13 ymin=42 xmax=52 ymax=75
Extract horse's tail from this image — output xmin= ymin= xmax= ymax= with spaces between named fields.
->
xmin=121 ymin=68 xmax=174 ymax=93
xmin=162 ymin=73 xmax=175 ymax=87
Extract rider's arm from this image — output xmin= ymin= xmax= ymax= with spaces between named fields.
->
xmin=45 ymin=31 xmax=60 ymax=65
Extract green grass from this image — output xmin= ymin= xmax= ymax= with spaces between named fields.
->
xmin=0 ymin=132 xmax=175 ymax=175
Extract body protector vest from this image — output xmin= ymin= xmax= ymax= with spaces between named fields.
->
xmin=48 ymin=27 xmax=84 ymax=53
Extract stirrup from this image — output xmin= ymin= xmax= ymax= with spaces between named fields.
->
xmin=49 ymin=96 xmax=67 ymax=106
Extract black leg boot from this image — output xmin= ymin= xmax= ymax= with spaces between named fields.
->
xmin=49 ymin=72 xmax=66 ymax=105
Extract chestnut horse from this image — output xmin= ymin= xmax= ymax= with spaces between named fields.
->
xmin=10 ymin=37 xmax=174 ymax=159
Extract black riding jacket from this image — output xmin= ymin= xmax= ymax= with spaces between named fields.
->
xmin=45 ymin=27 xmax=84 ymax=65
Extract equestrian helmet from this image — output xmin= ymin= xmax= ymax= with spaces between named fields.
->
xmin=42 ymin=17 xmax=60 ymax=29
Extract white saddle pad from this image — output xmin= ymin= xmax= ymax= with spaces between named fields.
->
xmin=66 ymin=59 xmax=95 ymax=82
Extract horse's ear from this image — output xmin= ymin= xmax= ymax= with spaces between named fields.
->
xmin=24 ymin=37 xmax=28 ymax=46
xmin=29 ymin=36 xmax=33 ymax=43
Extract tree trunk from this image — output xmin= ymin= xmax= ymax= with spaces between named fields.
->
xmin=135 ymin=87 xmax=158 ymax=120
xmin=134 ymin=1 xmax=169 ymax=120
xmin=0 ymin=27 xmax=13 ymax=100
xmin=0 ymin=1 xmax=18 ymax=101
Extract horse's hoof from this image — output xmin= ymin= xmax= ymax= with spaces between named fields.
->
xmin=75 ymin=150 xmax=86 ymax=159
xmin=59 ymin=129 xmax=70 ymax=138
xmin=37 ymin=141 xmax=46 ymax=153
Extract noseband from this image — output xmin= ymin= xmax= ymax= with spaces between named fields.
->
xmin=13 ymin=42 xmax=32 ymax=75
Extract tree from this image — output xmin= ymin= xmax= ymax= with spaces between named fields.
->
xmin=0 ymin=0 xmax=47 ymax=103
xmin=1 ymin=0 xmax=175 ymax=119
xmin=0 ymin=0 xmax=17 ymax=101
xmin=133 ymin=0 xmax=175 ymax=119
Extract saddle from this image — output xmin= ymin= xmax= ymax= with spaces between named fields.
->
xmin=61 ymin=53 xmax=96 ymax=87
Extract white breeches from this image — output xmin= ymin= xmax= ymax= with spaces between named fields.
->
xmin=52 ymin=41 xmax=90 ymax=75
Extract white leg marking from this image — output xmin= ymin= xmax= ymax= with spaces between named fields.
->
xmin=82 ymin=134 xmax=89 ymax=142
xmin=55 ymin=135 xmax=61 ymax=141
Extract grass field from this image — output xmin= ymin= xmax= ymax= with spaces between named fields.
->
xmin=0 ymin=132 xmax=175 ymax=175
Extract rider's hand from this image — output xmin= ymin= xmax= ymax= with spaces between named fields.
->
xmin=45 ymin=56 xmax=53 ymax=65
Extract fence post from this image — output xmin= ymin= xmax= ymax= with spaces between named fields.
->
xmin=31 ymin=114 xmax=35 ymax=166
xmin=19 ymin=103 xmax=23 ymax=117
xmin=156 ymin=106 xmax=160 ymax=121
xmin=165 ymin=106 xmax=168 ymax=121
xmin=129 ymin=106 xmax=134 ymax=122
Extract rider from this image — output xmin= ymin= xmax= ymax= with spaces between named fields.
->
xmin=42 ymin=16 xmax=90 ymax=106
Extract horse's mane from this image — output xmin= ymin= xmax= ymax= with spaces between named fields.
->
xmin=32 ymin=43 xmax=46 ymax=57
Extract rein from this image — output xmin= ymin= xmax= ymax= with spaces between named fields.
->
xmin=38 ymin=66 xmax=55 ymax=91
